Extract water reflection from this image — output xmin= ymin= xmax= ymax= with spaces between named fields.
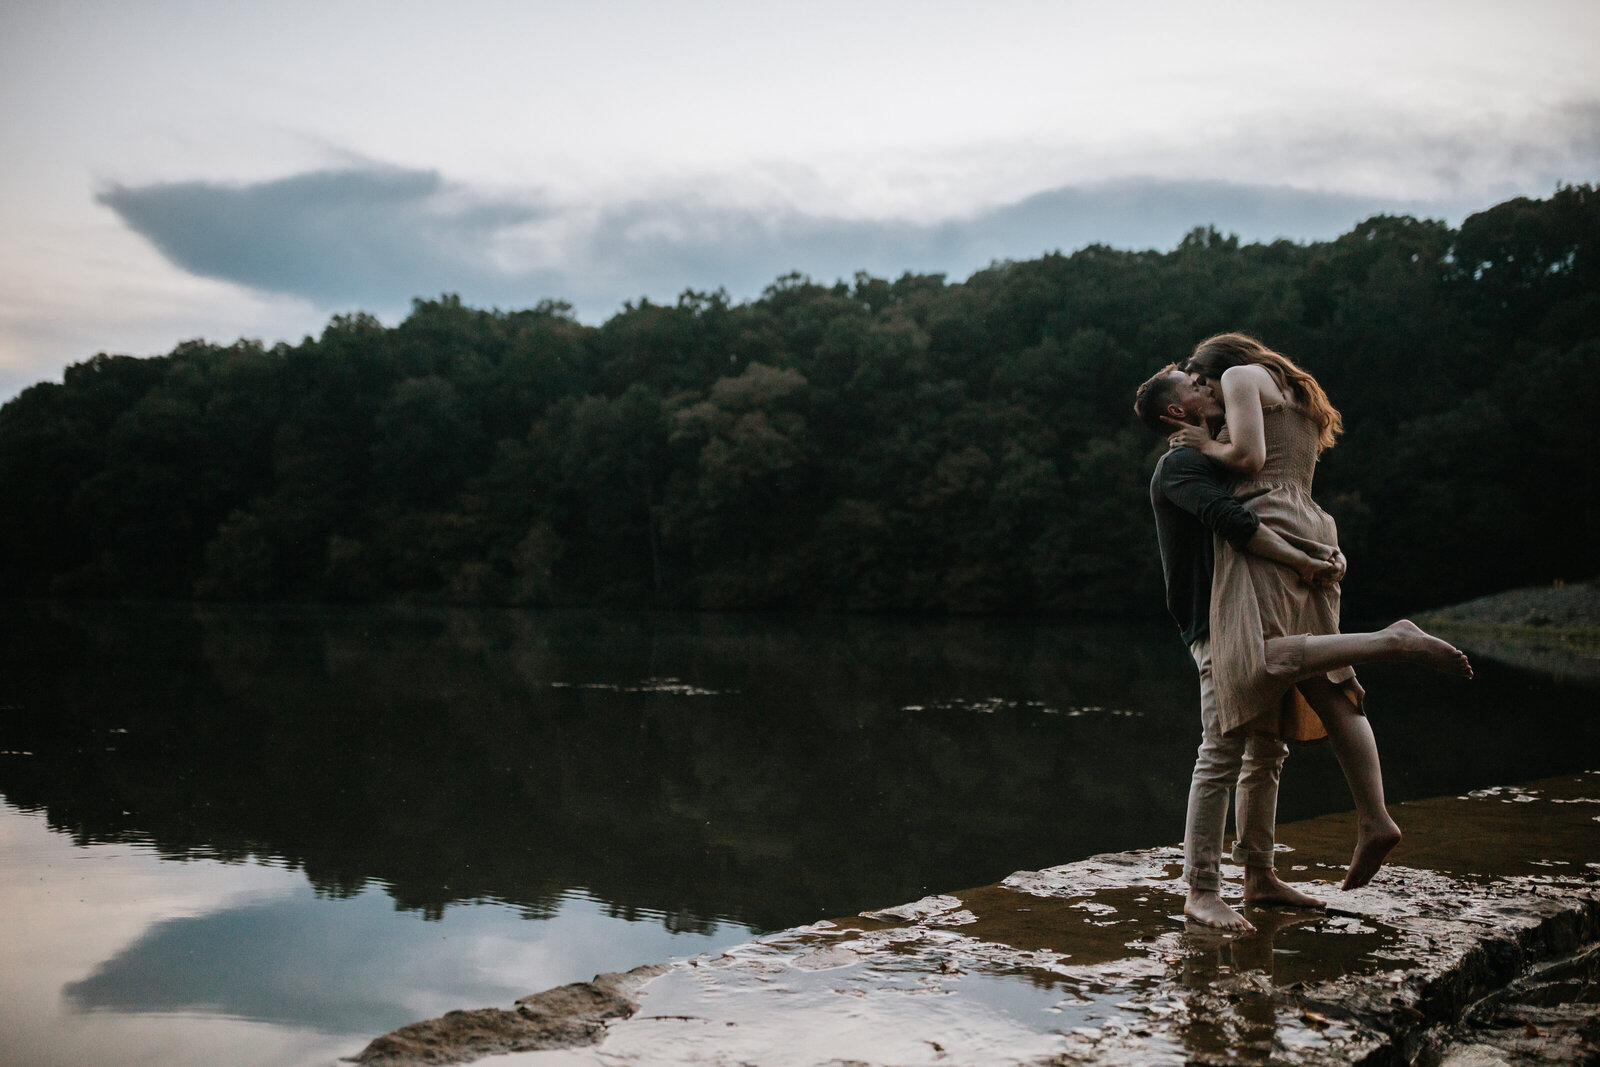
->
xmin=0 ymin=602 xmax=1213 ymax=932
xmin=1163 ymin=909 xmax=1399 ymax=1061
xmin=1 ymin=602 xmax=1595 ymax=1066
xmin=63 ymin=879 xmax=741 ymax=1036
xmin=0 ymin=802 xmax=744 ymax=1067
xmin=1 ymin=601 xmax=1595 ymax=936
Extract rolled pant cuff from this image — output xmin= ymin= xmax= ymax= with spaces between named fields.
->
xmin=1231 ymin=843 xmax=1276 ymax=869
xmin=1185 ymin=866 xmax=1222 ymax=892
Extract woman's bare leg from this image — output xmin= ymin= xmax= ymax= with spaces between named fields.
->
xmin=1297 ymin=675 xmax=1401 ymax=890
xmin=1285 ymin=620 xmax=1471 ymax=679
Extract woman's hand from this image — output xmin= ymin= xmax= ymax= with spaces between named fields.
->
xmin=1163 ymin=418 xmax=1213 ymax=452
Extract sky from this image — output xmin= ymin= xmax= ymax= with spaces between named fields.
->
xmin=1 ymin=0 xmax=1597 ymax=399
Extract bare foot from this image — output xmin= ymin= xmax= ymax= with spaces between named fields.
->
xmin=1341 ymin=817 xmax=1402 ymax=890
xmin=1386 ymin=620 xmax=1473 ymax=678
xmin=1243 ymin=869 xmax=1325 ymax=910
xmin=1185 ymin=890 xmax=1256 ymax=933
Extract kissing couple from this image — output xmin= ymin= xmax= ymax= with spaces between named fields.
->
xmin=1135 ymin=333 xmax=1472 ymax=932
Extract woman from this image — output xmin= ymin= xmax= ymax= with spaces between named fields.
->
xmin=1168 ymin=333 xmax=1471 ymax=890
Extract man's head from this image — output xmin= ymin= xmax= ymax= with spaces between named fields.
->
xmin=1133 ymin=365 xmax=1220 ymax=436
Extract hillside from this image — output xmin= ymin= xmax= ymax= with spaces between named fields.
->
xmin=2 ymin=186 xmax=1596 ymax=615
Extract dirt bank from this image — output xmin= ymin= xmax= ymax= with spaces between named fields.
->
xmin=345 ymin=771 xmax=1600 ymax=1066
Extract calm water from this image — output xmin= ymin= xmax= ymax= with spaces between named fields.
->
xmin=1 ymin=602 xmax=1594 ymax=1066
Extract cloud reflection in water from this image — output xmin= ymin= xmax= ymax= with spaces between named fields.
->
xmin=63 ymin=878 xmax=748 ymax=1036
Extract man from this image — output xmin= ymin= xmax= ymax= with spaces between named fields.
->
xmin=1133 ymin=365 xmax=1332 ymax=932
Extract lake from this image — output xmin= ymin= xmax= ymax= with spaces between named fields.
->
xmin=1 ymin=601 xmax=1594 ymax=1066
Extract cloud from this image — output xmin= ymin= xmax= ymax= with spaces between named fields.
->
xmin=97 ymin=167 xmax=559 ymax=309
xmin=98 ymin=99 xmax=1598 ymax=322
xmin=100 ymin=164 xmax=1462 ymax=321
xmin=569 ymin=179 xmax=1445 ymax=301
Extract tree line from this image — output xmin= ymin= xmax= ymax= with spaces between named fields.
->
xmin=1 ymin=185 xmax=1594 ymax=616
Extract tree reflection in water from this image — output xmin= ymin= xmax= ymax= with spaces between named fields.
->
xmin=0 ymin=602 xmax=1593 ymax=934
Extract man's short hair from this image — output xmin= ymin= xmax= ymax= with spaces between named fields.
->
xmin=1133 ymin=364 xmax=1184 ymax=435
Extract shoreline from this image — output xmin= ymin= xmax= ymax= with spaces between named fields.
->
xmin=347 ymin=771 xmax=1600 ymax=1066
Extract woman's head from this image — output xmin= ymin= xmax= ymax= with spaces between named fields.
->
xmin=1185 ymin=332 xmax=1343 ymax=451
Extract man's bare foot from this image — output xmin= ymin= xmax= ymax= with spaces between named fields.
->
xmin=1341 ymin=817 xmax=1402 ymax=890
xmin=1243 ymin=869 xmax=1325 ymax=910
xmin=1386 ymin=619 xmax=1473 ymax=678
xmin=1185 ymin=890 xmax=1256 ymax=933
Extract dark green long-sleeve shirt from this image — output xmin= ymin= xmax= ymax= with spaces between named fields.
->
xmin=1149 ymin=445 xmax=1261 ymax=645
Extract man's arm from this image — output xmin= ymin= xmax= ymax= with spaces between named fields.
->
xmin=1245 ymin=523 xmax=1334 ymax=584
xmin=1162 ymin=449 xmax=1329 ymax=582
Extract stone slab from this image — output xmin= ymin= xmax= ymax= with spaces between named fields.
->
xmin=347 ymin=772 xmax=1600 ymax=1066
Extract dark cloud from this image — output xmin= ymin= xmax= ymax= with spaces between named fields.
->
xmin=98 ymin=167 xmax=558 ymax=308
xmin=99 ymin=165 xmax=1460 ymax=320
xmin=573 ymin=179 xmax=1444 ymax=306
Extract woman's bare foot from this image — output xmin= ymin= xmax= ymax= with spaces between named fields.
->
xmin=1386 ymin=620 xmax=1473 ymax=678
xmin=1243 ymin=868 xmax=1325 ymax=910
xmin=1185 ymin=890 xmax=1255 ymax=933
xmin=1341 ymin=817 xmax=1402 ymax=890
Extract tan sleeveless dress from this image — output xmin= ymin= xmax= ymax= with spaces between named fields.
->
xmin=1209 ymin=401 xmax=1364 ymax=741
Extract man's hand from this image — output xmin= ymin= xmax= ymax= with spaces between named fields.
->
xmin=1322 ymin=549 xmax=1347 ymax=585
xmin=1296 ymin=549 xmax=1345 ymax=586
xmin=1293 ymin=555 xmax=1336 ymax=586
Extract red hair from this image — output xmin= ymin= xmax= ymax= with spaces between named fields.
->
xmin=1185 ymin=333 xmax=1343 ymax=451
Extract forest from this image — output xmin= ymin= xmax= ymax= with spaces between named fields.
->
xmin=0 ymin=185 xmax=1594 ymax=618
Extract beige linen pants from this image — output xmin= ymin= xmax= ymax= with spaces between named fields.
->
xmin=1185 ymin=636 xmax=1289 ymax=892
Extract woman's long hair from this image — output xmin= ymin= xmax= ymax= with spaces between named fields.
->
xmin=1185 ymin=333 xmax=1343 ymax=451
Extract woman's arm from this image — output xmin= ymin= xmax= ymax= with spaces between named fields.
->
xmin=1213 ymin=368 xmax=1267 ymax=473
xmin=1168 ymin=366 xmax=1267 ymax=474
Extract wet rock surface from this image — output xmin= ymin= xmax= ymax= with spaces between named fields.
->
xmin=1419 ymin=941 xmax=1600 ymax=1065
xmin=347 ymin=964 xmax=668 ymax=1065
xmin=348 ymin=773 xmax=1600 ymax=1065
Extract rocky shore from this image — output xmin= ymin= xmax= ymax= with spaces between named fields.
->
xmin=346 ymin=771 xmax=1600 ymax=1066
